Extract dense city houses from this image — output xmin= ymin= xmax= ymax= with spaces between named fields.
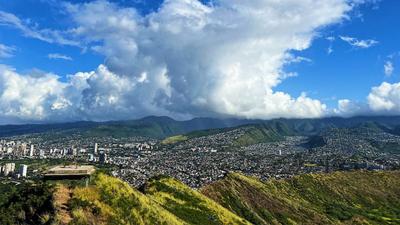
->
xmin=1 ymin=126 xmax=400 ymax=188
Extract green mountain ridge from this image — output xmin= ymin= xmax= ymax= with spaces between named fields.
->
xmin=67 ymin=171 xmax=400 ymax=225
xmin=162 ymin=123 xmax=285 ymax=147
xmin=202 ymin=171 xmax=400 ymax=225
xmin=68 ymin=173 xmax=250 ymax=225
xmin=69 ymin=173 xmax=185 ymax=225
xmin=0 ymin=117 xmax=257 ymax=139
xmin=144 ymin=175 xmax=250 ymax=225
xmin=4 ymin=115 xmax=400 ymax=139
xmin=1 ymin=171 xmax=400 ymax=224
xmin=232 ymin=123 xmax=290 ymax=146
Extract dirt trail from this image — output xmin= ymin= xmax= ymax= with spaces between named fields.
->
xmin=53 ymin=185 xmax=72 ymax=225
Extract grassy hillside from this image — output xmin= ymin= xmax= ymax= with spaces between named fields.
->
xmin=85 ymin=117 xmax=186 ymax=138
xmin=161 ymin=124 xmax=286 ymax=147
xmin=69 ymin=174 xmax=250 ymax=225
xmin=232 ymin=124 xmax=284 ymax=147
xmin=161 ymin=135 xmax=189 ymax=145
xmin=161 ymin=127 xmax=231 ymax=145
xmin=3 ymin=171 xmax=400 ymax=225
xmin=144 ymin=176 xmax=251 ymax=225
xmin=201 ymin=171 xmax=400 ymax=225
xmin=69 ymin=174 xmax=184 ymax=225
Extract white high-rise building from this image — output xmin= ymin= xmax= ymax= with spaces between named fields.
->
xmin=19 ymin=164 xmax=28 ymax=177
xmin=29 ymin=145 xmax=35 ymax=157
xmin=39 ymin=149 xmax=45 ymax=158
xmin=94 ymin=143 xmax=98 ymax=155
xmin=20 ymin=143 xmax=27 ymax=156
xmin=3 ymin=163 xmax=15 ymax=176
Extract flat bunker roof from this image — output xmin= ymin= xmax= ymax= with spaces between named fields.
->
xmin=44 ymin=165 xmax=95 ymax=178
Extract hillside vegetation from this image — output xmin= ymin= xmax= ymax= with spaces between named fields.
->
xmin=0 ymin=182 xmax=55 ymax=225
xmin=4 ymin=115 xmax=400 ymax=139
xmin=67 ymin=171 xmax=400 ymax=225
xmin=201 ymin=171 xmax=400 ymax=225
xmin=69 ymin=174 xmax=184 ymax=225
xmin=232 ymin=124 xmax=284 ymax=147
xmin=69 ymin=174 xmax=250 ymax=225
xmin=0 ymin=116 xmax=254 ymax=138
xmin=144 ymin=176 xmax=250 ymax=225
xmin=4 ymin=171 xmax=399 ymax=225
xmin=161 ymin=135 xmax=189 ymax=145
xmin=161 ymin=124 xmax=286 ymax=147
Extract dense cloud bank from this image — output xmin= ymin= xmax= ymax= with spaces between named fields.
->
xmin=0 ymin=0 xmax=395 ymax=123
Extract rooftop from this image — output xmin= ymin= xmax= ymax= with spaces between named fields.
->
xmin=45 ymin=165 xmax=95 ymax=177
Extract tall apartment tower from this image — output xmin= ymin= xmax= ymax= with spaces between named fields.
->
xmin=29 ymin=145 xmax=35 ymax=157
xmin=3 ymin=163 xmax=15 ymax=176
xmin=19 ymin=164 xmax=28 ymax=177
xmin=94 ymin=143 xmax=98 ymax=155
xmin=21 ymin=143 xmax=27 ymax=156
xmin=39 ymin=149 xmax=45 ymax=158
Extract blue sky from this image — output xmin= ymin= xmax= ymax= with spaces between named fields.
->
xmin=0 ymin=0 xmax=399 ymax=123
xmin=280 ymin=0 xmax=400 ymax=108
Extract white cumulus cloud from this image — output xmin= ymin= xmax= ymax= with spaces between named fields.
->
xmin=334 ymin=81 xmax=400 ymax=117
xmin=0 ymin=0 xmax=370 ymax=123
xmin=0 ymin=64 xmax=142 ymax=123
xmin=334 ymin=99 xmax=369 ymax=117
xmin=0 ymin=65 xmax=67 ymax=123
xmin=64 ymin=0 xmax=356 ymax=120
xmin=367 ymin=82 xmax=400 ymax=113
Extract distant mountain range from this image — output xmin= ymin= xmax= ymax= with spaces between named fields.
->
xmin=2 ymin=115 xmax=400 ymax=138
xmin=0 ymin=116 xmax=256 ymax=138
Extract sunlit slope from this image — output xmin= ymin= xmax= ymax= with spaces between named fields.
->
xmin=69 ymin=174 xmax=249 ymax=225
xmin=67 ymin=171 xmax=400 ymax=225
xmin=162 ymin=124 xmax=285 ymax=147
xmin=69 ymin=174 xmax=184 ymax=225
xmin=144 ymin=176 xmax=251 ymax=225
xmin=202 ymin=171 xmax=400 ymax=225
xmin=232 ymin=124 xmax=284 ymax=147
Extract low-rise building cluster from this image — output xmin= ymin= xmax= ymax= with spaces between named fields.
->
xmin=1 ymin=126 xmax=400 ymax=188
